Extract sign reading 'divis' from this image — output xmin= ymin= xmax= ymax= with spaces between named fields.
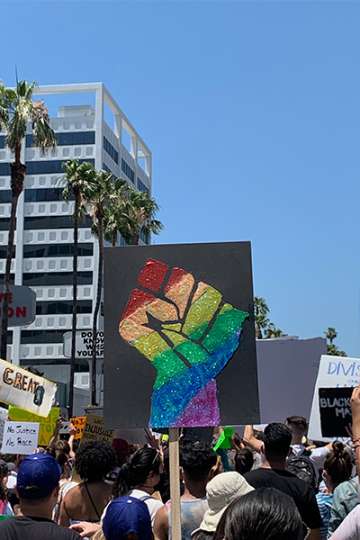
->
xmin=0 ymin=359 xmax=57 ymax=418
xmin=63 ymin=331 xmax=104 ymax=359
xmin=0 ymin=286 xmax=36 ymax=327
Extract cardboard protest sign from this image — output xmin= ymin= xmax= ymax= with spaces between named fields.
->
xmin=1 ymin=421 xmax=39 ymax=454
xmin=83 ymin=415 xmax=114 ymax=443
xmin=0 ymin=359 xmax=57 ymax=417
xmin=70 ymin=416 xmax=87 ymax=440
xmin=8 ymin=406 xmax=60 ymax=446
xmin=309 ymin=355 xmax=360 ymax=441
xmin=319 ymin=387 xmax=353 ymax=438
xmin=213 ymin=427 xmax=235 ymax=451
xmin=104 ymin=243 xmax=259 ymax=429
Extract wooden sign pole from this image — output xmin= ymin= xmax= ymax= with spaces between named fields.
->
xmin=169 ymin=427 xmax=181 ymax=540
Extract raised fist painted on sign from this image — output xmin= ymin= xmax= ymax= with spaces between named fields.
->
xmin=119 ymin=259 xmax=248 ymax=428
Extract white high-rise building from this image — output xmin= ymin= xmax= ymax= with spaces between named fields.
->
xmin=0 ymin=83 xmax=152 ymax=376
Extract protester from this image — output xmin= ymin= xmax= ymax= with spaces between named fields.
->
xmin=286 ymin=416 xmax=331 ymax=469
xmin=59 ymin=440 xmax=116 ymax=527
xmin=101 ymin=496 xmax=152 ymax=540
xmin=0 ymin=453 xmax=79 ymax=538
xmin=315 ymin=442 xmax=352 ymax=539
xmin=192 ymin=471 xmax=253 ymax=539
xmin=234 ymin=448 xmax=254 ymax=475
xmin=218 ymin=487 xmax=306 ymax=540
xmin=112 ymin=446 xmax=164 ymax=524
xmin=0 ymin=460 xmax=13 ymax=516
xmin=154 ymin=441 xmax=218 ymax=540
xmin=244 ymin=422 xmax=321 ymax=538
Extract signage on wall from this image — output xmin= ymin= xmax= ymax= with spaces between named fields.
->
xmin=0 ymin=286 xmax=36 ymax=327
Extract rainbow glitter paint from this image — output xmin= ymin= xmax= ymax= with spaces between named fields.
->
xmin=119 ymin=258 xmax=248 ymax=428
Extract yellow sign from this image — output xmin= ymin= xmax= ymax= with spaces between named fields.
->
xmin=70 ymin=416 xmax=87 ymax=440
xmin=83 ymin=415 xmax=113 ymax=444
xmin=8 ymin=406 xmax=60 ymax=446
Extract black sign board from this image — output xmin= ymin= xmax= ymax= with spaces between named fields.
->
xmin=319 ymin=387 xmax=353 ymax=437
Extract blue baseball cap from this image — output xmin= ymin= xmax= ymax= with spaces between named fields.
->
xmin=103 ymin=496 xmax=152 ymax=540
xmin=17 ymin=453 xmax=61 ymax=499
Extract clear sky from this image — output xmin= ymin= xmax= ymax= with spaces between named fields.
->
xmin=2 ymin=0 xmax=360 ymax=355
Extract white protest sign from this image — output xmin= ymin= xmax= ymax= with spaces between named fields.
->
xmin=63 ymin=331 xmax=104 ymax=359
xmin=0 ymin=359 xmax=57 ymax=417
xmin=1 ymin=421 xmax=39 ymax=454
xmin=308 ymin=354 xmax=360 ymax=441
xmin=0 ymin=407 xmax=8 ymax=443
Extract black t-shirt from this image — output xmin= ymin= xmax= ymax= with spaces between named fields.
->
xmin=0 ymin=516 xmax=80 ymax=540
xmin=244 ymin=468 xmax=321 ymax=529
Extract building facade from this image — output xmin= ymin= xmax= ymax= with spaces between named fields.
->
xmin=0 ymin=82 xmax=152 ymax=371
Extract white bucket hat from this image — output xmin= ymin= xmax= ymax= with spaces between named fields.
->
xmin=200 ymin=471 xmax=254 ymax=532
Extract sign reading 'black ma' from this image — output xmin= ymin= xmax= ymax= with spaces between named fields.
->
xmin=104 ymin=242 xmax=260 ymax=429
xmin=319 ymin=387 xmax=353 ymax=438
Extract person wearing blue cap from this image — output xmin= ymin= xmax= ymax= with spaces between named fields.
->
xmin=0 ymin=453 xmax=80 ymax=539
xmin=102 ymin=496 xmax=153 ymax=540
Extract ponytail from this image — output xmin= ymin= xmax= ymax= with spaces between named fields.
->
xmin=113 ymin=447 xmax=161 ymax=497
xmin=324 ymin=442 xmax=352 ymax=487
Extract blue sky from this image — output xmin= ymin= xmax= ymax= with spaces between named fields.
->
xmin=2 ymin=1 xmax=360 ymax=355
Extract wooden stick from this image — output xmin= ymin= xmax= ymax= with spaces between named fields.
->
xmin=169 ymin=427 xmax=181 ymax=540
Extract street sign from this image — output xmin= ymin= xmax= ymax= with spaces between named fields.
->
xmin=63 ymin=331 xmax=104 ymax=359
xmin=0 ymin=286 xmax=36 ymax=327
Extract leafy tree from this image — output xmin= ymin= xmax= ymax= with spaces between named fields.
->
xmin=104 ymin=181 xmax=130 ymax=247
xmin=254 ymin=297 xmax=270 ymax=339
xmin=265 ymin=323 xmax=284 ymax=339
xmin=0 ymin=81 xmax=56 ymax=358
xmin=62 ymin=160 xmax=96 ymax=416
xmin=120 ymin=190 xmax=163 ymax=245
xmin=324 ymin=327 xmax=346 ymax=357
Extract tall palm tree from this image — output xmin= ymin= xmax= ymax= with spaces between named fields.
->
xmin=0 ymin=81 xmax=56 ymax=358
xmin=254 ymin=296 xmax=270 ymax=339
xmin=85 ymin=171 xmax=124 ymax=405
xmin=325 ymin=327 xmax=337 ymax=345
xmin=121 ymin=189 xmax=163 ymax=246
xmin=265 ymin=323 xmax=284 ymax=339
xmin=103 ymin=181 xmax=130 ymax=247
xmin=62 ymin=160 xmax=96 ymax=416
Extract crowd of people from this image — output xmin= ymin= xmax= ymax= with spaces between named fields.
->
xmin=0 ymin=388 xmax=360 ymax=539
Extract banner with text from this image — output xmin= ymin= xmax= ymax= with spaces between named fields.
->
xmin=70 ymin=416 xmax=87 ymax=440
xmin=0 ymin=359 xmax=57 ymax=417
xmin=8 ymin=406 xmax=60 ymax=446
xmin=63 ymin=331 xmax=104 ymax=359
xmin=1 ymin=421 xmax=39 ymax=454
xmin=83 ymin=415 xmax=113 ymax=443
xmin=309 ymin=355 xmax=360 ymax=441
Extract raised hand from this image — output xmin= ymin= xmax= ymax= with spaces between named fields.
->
xmin=119 ymin=259 xmax=248 ymax=428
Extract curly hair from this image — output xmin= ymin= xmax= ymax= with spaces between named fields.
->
xmin=75 ymin=440 xmax=116 ymax=482
xmin=180 ymin=441 xmax=217 ymax=482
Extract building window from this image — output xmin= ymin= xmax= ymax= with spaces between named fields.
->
xmin=23 ymin=243 xmax=93 ymax=258
xmin=0 ymin=163 xmax=10 ymax=176
xmin=103 ymin=137 xmax=119 ymax=164
xmin=140 ymin=228 xmax=150 ymax=244
xmin=22 ymin=271 xmax=93 ymax=286
xmin=137 ymin=178 xmax=149 ymax=194
xmin=0 ymin=246 xmax=15 ymax=258
xmin=121 ymin=158 xmax=135 ymax=183
xmin=26 ymin=131 xmax=95 ymax=147
xmin=21 ymin=330 xmax=66 ymax=344
xmin=26 ymin=159 xmax=94 ymax=175
xmin=0 ymin=218 xmax=13 ymax=230
xmin=36 ymin=300 xmax=92 ymax=315
xmin=24 ymin=215 xmax=92 ymax=229
xmin=0 ymin=136 xmax=5 ymax=150
xmin=25 ymin=188 xmax=74 ymax=202
xmin=0 ymin=190 xmax=12 ymax=203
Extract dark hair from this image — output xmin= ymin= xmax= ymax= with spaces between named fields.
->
xmin=114 ymin=446 xmax=162 ymax=497
xmin=180 ymin=441 xmax=217 ymax=482
xmin=192 ymin=531 xmax=214 ymax=540
xmin=263 ymin=423 xmax=292 ymax=461
xmin=286 ymin=416 xmax=308 ymax=433
xmin=48 ymin=440 xmax=71 ymax=470
xmin=0 ymin=461 xmax=8 ymax=502
xmin=75 ymin=440 xmax=116 ymax=482
xmin=221 ymin=487 xmax=305 ymax=540
xmin=235 ymin=448 xmax=254 ymax=475
xmin=324 ymin=441 xmax=352 ymax=487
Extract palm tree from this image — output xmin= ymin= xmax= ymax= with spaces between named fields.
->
xmin=325 ymin=327 xmax=337 ymax=345
xmin=62 ymin=160 xmax=96 ymax=416
xmin=254 ymin=296 xmax=270 ymax=339
xmin=0 ymin=81 xmax=56 ymax=358
xmin=85 ymin=171 xmax=124 ymax=405
xmin=265 ymin=323 xmax=284 ymax=339
xmin=104 ymin=181 xmax=130 ymax=247
xmin=121 ymin=189 xmax=163 ymax=246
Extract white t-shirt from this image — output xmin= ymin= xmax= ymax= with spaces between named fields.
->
xmin=129 ymin=489 xmax=164 ymax=525
xmin=291 ymin=444 xmax=330 ymax=468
